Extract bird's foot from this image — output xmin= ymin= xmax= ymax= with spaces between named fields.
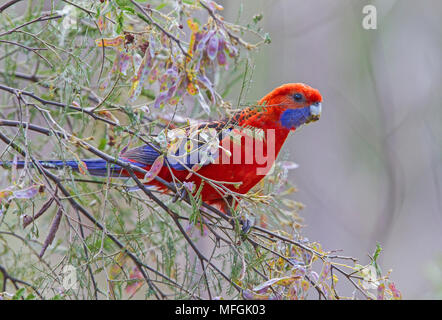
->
xmin=172 ymin=186 xmax=187 ymax=203
xmin=240 ymin=217 xmax=254 ymax=234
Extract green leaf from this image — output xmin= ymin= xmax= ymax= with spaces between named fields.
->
xmin=264 ymin=33 xmax=271 ymax=44
xmin=189 ymin=181 xmax=204 ymax=226
xmin=12 ymin=288 xmax=25 ymax=300
xmin=116 ymin=11 xmax=124 ymax=34
xmin=115 ymin=0 xmax=132 ymax=7
xmin=25 ymin=293 xmax=36 ymax=300
xmin=252 ymin=14 xmax=263 ymax=24
xmin=121 ymin=6 xmax=135 ymax=14
xmin=155 ymin=4 xmax=167 ymax=10
xmin=141 ymin=89 xmax=156 ymax=100
xmin=136 ymin=12 xmax=151 ymax=24
xmin=372 ymin=243 xmax=383 ymax=276
xmin=98 ymin=138 xmax=107 ymax=151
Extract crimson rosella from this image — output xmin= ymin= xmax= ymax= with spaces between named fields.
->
xmin=1 ymin=83 xmax=322 ymax=213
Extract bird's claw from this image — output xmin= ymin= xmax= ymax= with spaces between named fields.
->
xmin=240 ymin=217 xmax=253 ymax=234
xmin=172 ymin=187 xmax=187 ymax=203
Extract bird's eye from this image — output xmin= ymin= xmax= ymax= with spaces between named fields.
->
xmin=293 ymin=93 xmax=303 ymax=102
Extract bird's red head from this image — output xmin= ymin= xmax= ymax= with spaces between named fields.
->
xmin=237 ymin=83 xmax=323 ymax=130
xmin=260 ymin=83 xmax=322 ymax=130
xmin=260 ymin=83 xmax=322 ymax=109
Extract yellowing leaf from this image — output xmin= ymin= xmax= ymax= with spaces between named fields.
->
xmin=185 ymin=163 xmax=202 ymax=179
xmin=97 ymin=110 xmax=120 ymax=124
xmin=187 ymin=19 xmax=200 ymax=33
xmin=276 ymin=277 xmax=299 ymax=286
xmin=129 ymin=80 xmax=140 ymax=99
xmin=187 ymin=82 xmax=198 ymax=95
xmin=0 ymin=190 xmax=13 ymax=201
xmin=109 ymin=252 xmax=128 ymax=279
xmin=242 ymin=289 xmax=270 ymax=300
xmin=125 ymin=267 xmax=144 ymax=296
xmin=78 ymin=160 xmax=88 ymax=175
xmin=210 ymin=0 xmax=224 ymax=11
xmin=252 ymin=276 xmax=299 ymax=293
xmin=95 ymin=35 xmax=124 ymax=47
xmin=142 ymin=155 xmax=164 ymax=183
xmin=98 ymin=16 xmax=106 ymax=32
xmin=282 ymin=199 xmax=299 ymax=210
xmin=301 ymin=279 xmax=310 ymax=291
xmin=186 ymin=19 xmax=200 ymax=61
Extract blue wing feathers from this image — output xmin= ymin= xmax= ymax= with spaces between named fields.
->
xmin=120 ymin=145 xmax=160 ymax=165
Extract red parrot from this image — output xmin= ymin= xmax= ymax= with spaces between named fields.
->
xmin=2 ymin=83 xmax=322 ymax=213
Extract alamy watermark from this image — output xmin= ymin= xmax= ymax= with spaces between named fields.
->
xmin=362 ymin=5 xmax=377 ymax=30
xmin=62 ymin=265 xmax=77 ymax=291
xmin=157 ymin=127 xmax=276 ymax=176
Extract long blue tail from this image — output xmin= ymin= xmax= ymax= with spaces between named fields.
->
xmin=0 ymin=159 xmax=127 ymax=177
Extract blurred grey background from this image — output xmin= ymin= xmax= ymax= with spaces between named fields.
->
xmin=223 ymin=0 xmax=442 ymax=299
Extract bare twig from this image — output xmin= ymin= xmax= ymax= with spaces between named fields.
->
xmin=0 ymin=0 xmax=23 ymax=13
xmin=129 ymin=0 xmax=190 ymax=58
xmin=0 ymin=13 xmax=62 ymax=38
xmin=23 ymin=195 xmax=55 ymax=228
xmin=0 ymin=264 xmax=43 ymax=299
xmin=0 ymin=39 xmax=52 ymax=67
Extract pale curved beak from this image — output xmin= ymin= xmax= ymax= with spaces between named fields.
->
xmin=309 ymin=102 xmax=322 ymax=121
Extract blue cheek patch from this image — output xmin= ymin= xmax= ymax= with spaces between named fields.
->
xmin=280 ymin=107 xmax=311 ymax=129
